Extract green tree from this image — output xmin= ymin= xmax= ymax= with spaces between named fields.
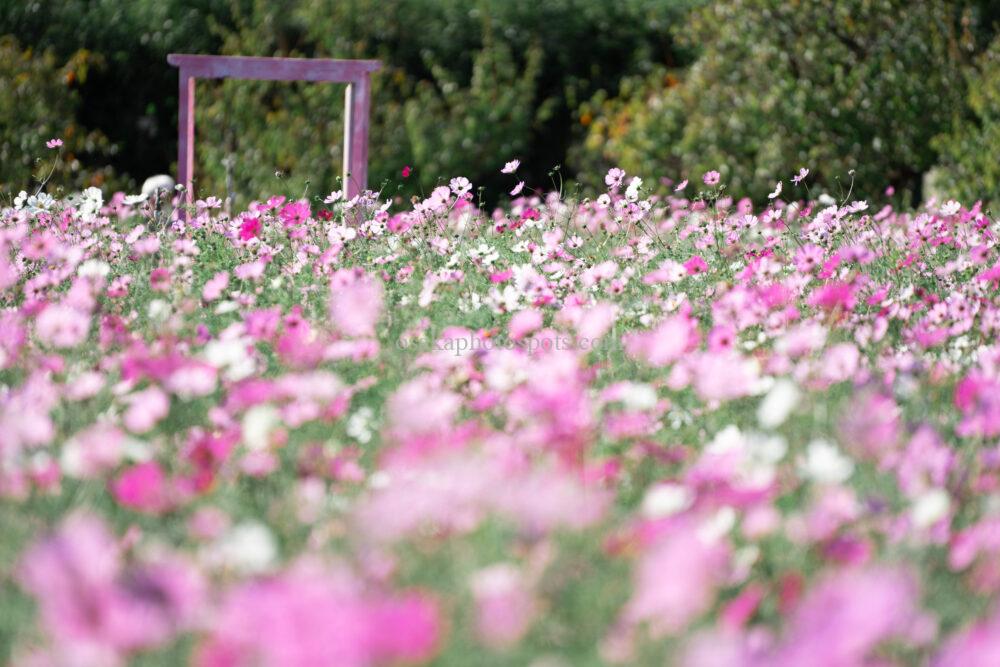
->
xmin=933 ymin=33 xmax=1000 ymax=207
xmin=0 ymin=36 xmax=112 ymax=194
xmin=578 ymin=0 xmax=969 ymax=203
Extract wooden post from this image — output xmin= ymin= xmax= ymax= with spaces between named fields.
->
xmin=344 ymin=72 xmax=372 ymax=200
xmin=177 ymin=69 xmax=196 ymax=207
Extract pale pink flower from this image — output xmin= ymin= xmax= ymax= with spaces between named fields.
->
xmin=329 ymin=269 xmax=384 ymax=337
xmin=605 ymin=167 xmax=626 ymax=189
xmin=766 ymin=567 xmax=925 ymax=666
xmin=501 ymin=159 xmax=520 ymax=174
xmin=622 ymin=523 xmax=730 ymax=636
xmin=196 ymin=564 xmax=440 ymax=667
xmin=202 ymin=271 xmax=230 ymax=301
xmin=624 ymin=313 xmax=697 ymax=367
xmin=693 ymin=351 xmax=759 ymax=402
xmin=123 ymin=387 xmax=170 ymax=433
xmin=470 ymin=564 xmax=537 ymax=649
xmin=35 ymin=304 xmax=91 ymax=348
xmin=702 ymin=170 xmax=721 ymax=186
xmin=449 ymin=177 xmax=472 ymax=198
xmin=509 ymin=309 xmax=543 ymax=341
xmin=18 ymin=514 xmax=203 ymax=657
xmin=935 ymin=606 xmax=1000 ymax=666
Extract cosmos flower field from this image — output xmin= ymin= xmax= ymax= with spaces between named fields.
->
xmin=4 ymin=163 xmax=1000 ymax=666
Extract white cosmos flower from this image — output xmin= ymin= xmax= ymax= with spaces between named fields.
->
xmin=641 ymin=483 xmax=693 ymax=519
xmin=242 ymin=405 xmax=280 ymax=451
xmin=501 ymin=159 xmax=520 ymax=174
xmin=208 ymin=522 xmax=277 ymax=574
xmin=800 ymin=439 xmax=854 ymax=485
xmin=940 ymin=200 xmax=961 ymax=216
xmin=78 ymin=187 xmax=104 ymax=217
xmin=620 ymin=382 xmax=657 ymax=411
xmin=757 ymin=379 xmax=800 ymax=428
xmin=77 ymin=259 xmax=111 ymax=279
xmin=625 ymin=177 xmax=643 ymax=202
xmin=912 ymin=489 xmax=950 ymax=529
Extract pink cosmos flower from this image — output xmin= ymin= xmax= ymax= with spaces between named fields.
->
xmin=605 ymin=167 xmax=626 ymax=189
xmin=470 ymin=563 xmax=537 ymax=648
xmin=575 ymin=302 xmax=618 ymax=341
xmin=149 ymin=267 xmax=172 ymax=292
xmin=509 ymin=309 xmax=543 ymax=341
xmin=839 ymin=391 xmax=901 ymax=463
xmin=501 ymin=159 xmax=520 ymax=174
xmin=35 ymin=304 xmax=91 ymax=348
xmin=46 ymin=138 xmax=64 ymax=148
xmin=766 ymin=567 xmax=926 ymax=666
xmin=278 ymin=200 xmax=311 ymax=227
xmin=234 ymin=260 xmax=266 ymax=281
xmin=935 ymin=606 xmax=1000 ymax=666
xmin=238 ymin=216 xmax=261 ymax=240
xmin=621 ymin=522 xmax=730 ymax=636
xmin=684 ymin=255 xmax=708 ymax=275
xmin=820 ymin=342 xmax=861 ymax=384
xmin=702 ymin=170 xmax=721 ymax=186
xmin=196 ymin=564 xmax=440 ymax=667
xmin=692 ymin=351 xmax=760 ymax=402
xmin=111 ymin=461 xmax=170 ymax=514
xmin=510 ymin=181 xmax=525 ymax=196
xmin=62 ymin=424 xmax=124 ymax=478
xmin=808 ymin=281 xmax=857 ymax=312
xmin=202 ymin=271 xmax=230 ymax=301
xmin=123 ymin=386 xmax=170 ymax=433
xmin=624 ymin=312 xmax=697 ymax=367
xmin=449 ymin=177 xmax=472 ymax=198
xmin=329 ymin=269 xmax=384 ymax=337
xmin=18 ymin=514 xmax=203 ymax=659
xmin=707 ymin=323 xmax=737 ymax=353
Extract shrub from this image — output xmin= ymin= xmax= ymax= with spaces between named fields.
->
xmin=0 ymin=36 xmax=113 ymax=193
xmin=0 ymin=0 xmax=232 ymax=188
xmin=933 ymin=34 xmax=1000 ymax=208
xmin=577 ymin=0 xmax=969 ymax=203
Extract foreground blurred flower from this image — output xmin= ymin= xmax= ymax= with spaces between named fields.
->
xmin=111 ymin=462 xmax=170 ymax=514
xmin=470 ymin=563 xmax=537 ymax=649
xmin=329 ymin=269 xmax=384 ymax=338
xmin=196 ymin=564 xmax=440 ymax=667
xmin=18 ymin=514 xmax=203 ymax=663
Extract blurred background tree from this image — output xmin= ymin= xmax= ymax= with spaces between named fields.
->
xmin=0 ymin=36 xmax=113 ymax=193
xmin=933 ymin=31 xmax=1000 ymax=205
xmin=1 ymin=0 xmax=998 ymax=206
xmin=577 ymin=0 xmax=978 ymax=204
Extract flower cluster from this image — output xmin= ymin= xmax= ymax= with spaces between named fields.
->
xmin=3 ymin=165 xmax=1000 ymax=665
